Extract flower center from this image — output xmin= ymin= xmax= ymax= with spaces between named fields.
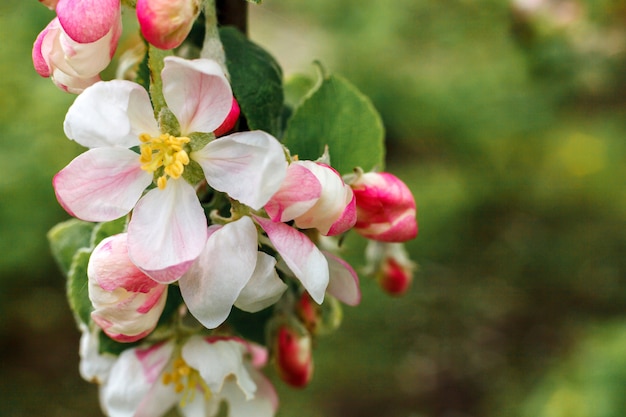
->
xmin=139 ymin=133 xmax=191 ymax=189
xmin=162 ymin=356 xmax=212 ymax=407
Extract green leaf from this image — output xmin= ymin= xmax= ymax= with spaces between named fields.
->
xmin=220 ymin=26 xmax=284 ymax=137
xmin=90 ymin=217 xmax=127 ymax=248
xmin=283 ymin=74 xmax=386 ymax=175
xmin=48 ymin=219 xmax=96 ymax=277
xmin=284 ymin=73 xmax=318 ymax=110
xmin=67 ymin=248 xmax=93 ymax=326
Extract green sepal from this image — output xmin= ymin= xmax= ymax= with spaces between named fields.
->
xmin=182 ymin=159 xmax=206 ymax=185
xmin=188 ymin=131 xmax=214 ymax=152
xmin=98 ymin=330 xmax=141 ymax=356
xmin=48 ymin=219 xmax=96 ymax=277
xmin=67 ymin=248 xmax=94 ymax=326
xmin=90 ymin=217 xmax=128 ymax=248
xmin=158 ymin=107 xmax=181 ymax=137
xmin=283 ymin=74 xmax=386 ymax=175
xmin=220 ymin=26 xmax=284 ymax=137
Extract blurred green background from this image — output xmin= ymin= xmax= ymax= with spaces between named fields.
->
xmin=3 ymin=0 xmax=626 ymax=416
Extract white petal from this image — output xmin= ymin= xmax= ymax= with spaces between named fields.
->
xmin=64 ymin=79 xmax=158 ymax=148
xmin=254 ymin=216 xmax=328 ymax=304
xmin=182 ymin=337 xmax=257 ymax=399
xmin=235 ymin=252 xmax=287 ymax=313
xmin=162 ymin=56 xmax=232 ymax=134
xmin=324 ymin=252 xmax=361 ymax=306
xmin=192 ymin=131 xmax=288 ymax=210
xmin=220 ymin=374 xmax=275 ymax=417
xmin=78 ymin=324 xmax=116 ymax=384
xmin=101 ymin=341 xmax=177 ymax=417
xmin=128 ymin=180 xmax=208 ymax=283
xmin=179 ymin=216 xmax=258 ymax=329
xmin=53 ymin=147 xmax=152 ymax=222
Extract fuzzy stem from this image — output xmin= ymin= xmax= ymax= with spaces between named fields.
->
xmin=200 ymin=0 xmax=228 ymax=76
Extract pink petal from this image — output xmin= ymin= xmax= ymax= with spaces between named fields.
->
xmin=56 ymin=0 xmax=120 ymax=43
xmin=161 ymin=56 xmax=232 ymax=134
xmin=64 ymin=79 xmax=158 ymax=149
xmin=179 ymin=217 xmax=258 ymax=329
xmin=254 ymin=216 xmax=328 ymax=304
xmin=32 ymin=19 xmax=58 ymax=77
xmin=128 ymin=180 xmax=208 ymax=283
xmin=136 ymin=0 xmax=198 ymax=50
xmin=53 ymin=147 xmax=153 ymax=222
xmin=323 ymin=252 xmax=361 ymax=306
xmin=326 ymin=190 xmax=357 ymax=236
xmin=265 ymin=163 xmax=322 ymax=222
xmin=193 ymin=130 xmax=288 ymax=210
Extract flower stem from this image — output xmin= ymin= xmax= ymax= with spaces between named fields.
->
xmin=148 ymin=45 xmax=172 ymax=117
xmin=200 ymin=0 xmax=228 ymax=76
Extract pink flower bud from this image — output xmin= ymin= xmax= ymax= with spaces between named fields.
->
xmin=88 ymin=234 xmax=168 ymax=343
xmin=213 ymin=98 xmax=240 ymax=137
xmin=365 ymin=241 xmax=415 ymax=296
xmin=32 ymin=7 xmax=121 ymax=93
xmin=379 ymin=255 xmax=413 ymax=296
xmin=350 ymin=171 xmax=417 ymax=242
xmin=265 ymin=161 xmax=356 ymax=236
xmin=136 ymin=0 xmax=200 ymax=50
xmin=274 ymin=323 xmax=314 ymax=388
xmin=296 ymin=292 xmax=320 ymax=334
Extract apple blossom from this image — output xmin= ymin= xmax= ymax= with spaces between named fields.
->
xmin=349 ymin=170 xmax=417 ymax=242
xmin=88 ymin=234 xmax=168 ymax=343
xmin=32 ymin=0 xmax=121 ymax=93
xmin=100 ymin=336 xmax=278 ymax=417
xmin=265 ymin=161 xmax=357 ymax=236
xmin=53 ymin=56 xmax=287 ymax=283
xmin=136 ymin=0 xmax=200 ymax=50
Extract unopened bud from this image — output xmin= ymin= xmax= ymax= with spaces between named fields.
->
xmin=88 ymin=233 xmax=168 ymax=342
xmin=365 ymin=241 xmax=415 ymax=296
xmin=349 ymin=170 xmax=417 ymax=242
xmin=136 ymin=0 xmax=200 ymax=50
xmin=274 ymin=322 xmax=314 ymax=388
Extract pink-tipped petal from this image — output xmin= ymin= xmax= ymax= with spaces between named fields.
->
xmin=162 ymin=56 xmax=232 ymax=134
xmin=323 ymin=252 xmax=361 ymax=306
xmin=32 ymin=19 xmax=58 ymax=77
xmin=193 ymin=130 xmax=288 ymax=210
xmin=235 ymin=252 xmax=287 ymax=313
xmin=128 ymin=180 xmax=208 ymax=284
xmin=213 ymin=98 xmax=240 ymax=137
xmin=64 ymin=80 xmax=158 ymax=149
xmin=56 ymin=0 xmax=120 ymax=43
xmin=290 ymin=162 xmax=356 ymax=235
xmin=254 ymin=216 xmax=328 ymax=304
xmin=179 ymin=217 xmax=258 ymax=329
xmin=264 ymin=163 xmax=322 ymax=222
xmin=53 ymin=147 xmax=152 ymax=222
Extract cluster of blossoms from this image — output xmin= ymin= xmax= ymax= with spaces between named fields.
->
xmin=36 ymin=0 xmax=418 ymax=416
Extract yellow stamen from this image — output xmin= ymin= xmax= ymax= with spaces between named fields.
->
xmin=162 ymin=354 xmax=213 ymax=408
xmin=139 ymin=133 xmax=191 ymax=189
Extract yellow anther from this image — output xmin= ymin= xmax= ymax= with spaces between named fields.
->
xmin=139 ymin=133 xmax=191 ymax=189
xmin=162 ymin=354 xmax=213 ymax=407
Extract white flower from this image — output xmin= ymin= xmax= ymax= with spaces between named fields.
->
xmin=53 ymin=56 xmax=288 ymax=283
xmin=99 ymin=336 xmax=278 ymax=417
